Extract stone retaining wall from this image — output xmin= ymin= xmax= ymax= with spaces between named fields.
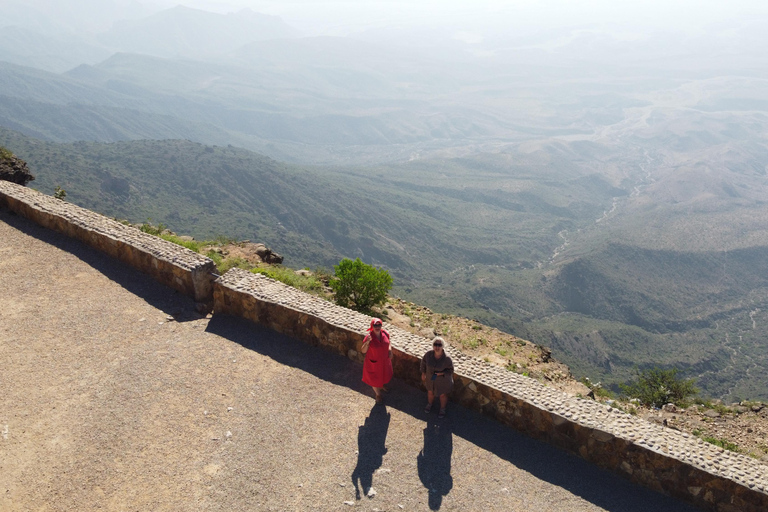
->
xmin=215 ymin=268 xmax=768 ymax=512
xmin=4 ymin=179 xmax=768 ymax=511
xmin=0 ymin=181 xmax=216 ymax=304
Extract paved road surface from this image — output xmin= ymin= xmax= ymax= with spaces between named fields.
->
xmin=0 ymin=210 xmax=699 ymax=511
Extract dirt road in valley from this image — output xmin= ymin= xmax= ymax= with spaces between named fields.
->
xmin=0 ymin=209 xmax=698 ymax=512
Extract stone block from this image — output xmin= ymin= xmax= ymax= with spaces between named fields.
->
xmin=591 ymin=428 xmax=615 ymax=443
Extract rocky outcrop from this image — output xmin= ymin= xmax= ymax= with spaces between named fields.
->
xmin=205 ymin=241 xmax=284 ymax=265
xmin=0 ymin=150 xmax=35 ymax=186
xmin=249 ymin=242 xmax=283 ymax=264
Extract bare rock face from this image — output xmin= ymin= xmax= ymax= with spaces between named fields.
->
xmin=0 ymin=151 xmax=35 ymax=186
xmin=246 ymin=242 xmax=283 ymax=264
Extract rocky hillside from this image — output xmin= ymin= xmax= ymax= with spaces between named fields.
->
xmin=385 ymin=297 xmax=768 ymax=464
xmin=0 ymin=146 xmax=34 ymax=185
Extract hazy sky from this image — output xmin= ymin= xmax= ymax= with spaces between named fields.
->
xmin=144 ymin=0 xmax=768 ymax=36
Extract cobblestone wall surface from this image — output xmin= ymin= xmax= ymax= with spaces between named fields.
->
xmin=0 ymin=181 xmax=216 ymax=303
xmin=215 ymin=268 xmax=768 ymax=512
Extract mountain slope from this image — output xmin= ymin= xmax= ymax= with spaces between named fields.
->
xmin=0 ymin=27 xmax=112 ymax=73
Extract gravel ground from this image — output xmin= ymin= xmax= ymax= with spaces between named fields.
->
xmin=0 ymin=209 xmax=700 ymax=512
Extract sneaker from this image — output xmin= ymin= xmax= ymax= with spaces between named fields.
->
xmin=424 ymin=403 xmax=432 ymax=413
xmin=438 ymin=408 xmax=446 ymax=419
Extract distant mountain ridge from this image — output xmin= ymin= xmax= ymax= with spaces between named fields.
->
xmin=98 ymin=6 xmax=299 ymax=59
xmin=0 ymin=51 xmax=498 ymax=159
xmin=0 ymin=3 xmax=300 ymax=73
xmin=0 ymin=26 xmax=112 ymax=73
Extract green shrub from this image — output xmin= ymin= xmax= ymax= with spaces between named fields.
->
xmin=53 ymin=186 xmax=67 ymax=200
xmin=139 ymin=221 xmax=165 ymax=235
xmin=620 ymin=367 xmax=698 ymax=408
xmin=329 ymin=258 xmax=392 ymax=314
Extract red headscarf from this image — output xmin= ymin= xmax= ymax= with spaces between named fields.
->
xmin=367 ymin=318 xmax=383 ymax=332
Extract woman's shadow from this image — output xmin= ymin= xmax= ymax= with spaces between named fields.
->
xmin=417 ymin=416 xmax=453 ymax=510
xmin=351 ymin=404 xmax=391 ymax=500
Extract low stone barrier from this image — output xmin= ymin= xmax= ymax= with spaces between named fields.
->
xmin=0 ymin=181 xmax=216 ymax=305
xmin=215 ymin=268 xmax=768 ymax=512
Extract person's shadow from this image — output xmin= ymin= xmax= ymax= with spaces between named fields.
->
xmin=351 ymin=404 xmax=391 ymax=500
xmin=417 ymin=416 xmax=453 ymax=510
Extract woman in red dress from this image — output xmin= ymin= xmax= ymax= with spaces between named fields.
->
xmin=361 ymin=318 xmax=393 ymax=403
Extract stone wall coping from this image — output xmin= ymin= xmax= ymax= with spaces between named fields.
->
xmin=0 ymin=181 xmax=212 ymax=272
xmin=217 ymin=268 xmax=768 ymax=494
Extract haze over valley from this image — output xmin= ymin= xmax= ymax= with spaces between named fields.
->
xmin=3 ymin=0 xmax=768 ymax=401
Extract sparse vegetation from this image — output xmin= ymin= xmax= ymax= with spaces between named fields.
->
xmin=582 ymin=377 xmax=613 ymax=399
xmin=702 ymin=437 xmax=741 ymax=452
xmin=694 ymin=399 xmax=733 ymax=416
xmin=216 ymin=256 xmax=253 ymax=273
xmin=620 ymin=367 xmax=698 ymax=408
xmin=159 ymin=234 xmax=202 ymax=253
xmin=139 ymin=220 xmax=166 ymax=236
xmin=134 ymin=221 xmax=330 ymax=297
xmin=251 ymin=265 xmax=326 ymax=294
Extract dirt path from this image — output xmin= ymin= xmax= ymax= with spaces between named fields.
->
xmin=0 ymin=210 xmax=698 ymax=512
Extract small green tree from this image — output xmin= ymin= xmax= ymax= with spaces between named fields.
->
xmin=330 ymin=258 xmax=392 ymax=314
xmin=53 ymin=186 xmax=67 ymax=200
xmin=620 ymin=367 xmax=698 ymax=408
